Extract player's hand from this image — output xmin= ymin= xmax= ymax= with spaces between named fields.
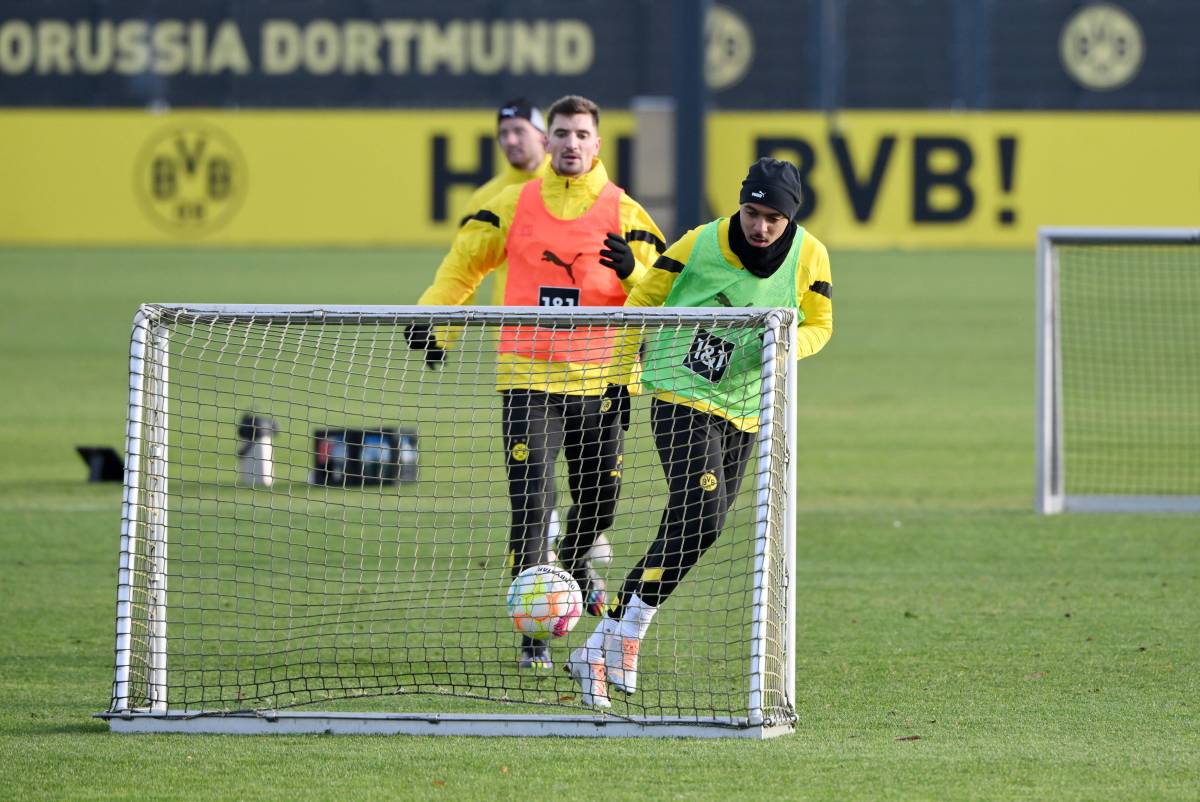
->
xmin=601 ymin=384 xmax=630 ymax=431
xmin=403 ymin=323 xmax=446 ymax=369
xmin=599 ymin=232 xmax=635 ymax=279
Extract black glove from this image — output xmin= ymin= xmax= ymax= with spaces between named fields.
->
xmin=403 ymin=323 xmax=446 ymax=369
xmin=601 ymin=384 xmax=630 ymax=432
xmin=598 ymin=232 xmax=635 ymax=280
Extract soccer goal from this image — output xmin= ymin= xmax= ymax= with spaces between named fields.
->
xmin=99 ymin=304 xmax=798 ymax=738
xmin=1036 ymin=227 xmax=1200 ymax=514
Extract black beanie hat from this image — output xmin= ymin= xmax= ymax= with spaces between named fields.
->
xmin=498 ymin=97 xmax=546 ymax=133
xmin=739 ymin=157 xmax=803 ymax=219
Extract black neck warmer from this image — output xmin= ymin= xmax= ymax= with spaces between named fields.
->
xmin=727 ymin=212 xmax=797 ymax=278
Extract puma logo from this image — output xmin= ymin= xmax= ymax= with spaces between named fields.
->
xmin=751 ymin=190 xmax=765 ymax=199
xmin=541 ymin=250 xmax=580 ymax=284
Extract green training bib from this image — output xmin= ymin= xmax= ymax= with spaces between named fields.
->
xmin=643 ymin=218 xmax=802 ymax=420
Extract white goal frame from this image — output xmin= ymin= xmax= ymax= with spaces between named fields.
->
xmin=99 ymin=304 xmax=799 ymax=738
xmin=1036 ymin=227 xmax=1200 ymax=514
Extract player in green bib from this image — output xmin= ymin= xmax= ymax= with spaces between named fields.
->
xmin=568 ymin=158 xmax=834 ymax=708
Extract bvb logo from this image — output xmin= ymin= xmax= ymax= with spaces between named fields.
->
xmin=1059 ymin=3 xmax=1144 ymax=91
xmin=705 ymin=5 xmax=754 ymax=91
xmin=511 ymin=442 xmax=530 ymax=462
xmin=136 ymin=124 xmax=247 ymax=236
xmin=698 ymin=471 xmax=718 ymax=492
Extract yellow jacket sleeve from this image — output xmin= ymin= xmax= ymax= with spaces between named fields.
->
xmin=616 ymin=194 xmax=667 ymax=296
xmin=795 ymin=234 xmax=833 ymax=359
xmin=417 ymin=186 xmax=520 ymax=307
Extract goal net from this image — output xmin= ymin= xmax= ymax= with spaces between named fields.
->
xmin=101 ymin=304 xmax=798 ymax=738
xmin=1036 ymin=228 xmax=1200 ymax=513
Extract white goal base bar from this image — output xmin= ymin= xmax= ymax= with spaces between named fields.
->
xmin=98 ymin=711 xmax=794 ymax=739
xmin=1048 ymin=495 xmax=1200 ymax=514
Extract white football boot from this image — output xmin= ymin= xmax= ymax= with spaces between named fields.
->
xmin=604 ymin=630 xmax=640 ymax=695
xmin=566 ymin=647 xmax=611 ymax=709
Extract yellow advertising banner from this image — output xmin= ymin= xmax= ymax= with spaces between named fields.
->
xmin=0 ymin=109 xmax=636 ymax=246
xmin=1 ymin=110 xmax=1197 ymax=248
xmin=707 ymin=112 xmax=1200 ymax=248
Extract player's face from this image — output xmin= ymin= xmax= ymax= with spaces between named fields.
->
xmin=497 ymin=117 xmax=546 ymax=172
xmin=738 ymin=202 xmax=790 ymax=247
xmin=547 ymin=113 xmax=601 ymax=177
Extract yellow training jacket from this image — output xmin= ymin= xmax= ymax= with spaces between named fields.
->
xmin=418 ymin=158 xmax=666 ymax=395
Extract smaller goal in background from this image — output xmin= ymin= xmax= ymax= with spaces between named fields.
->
xmin=1036 ymin=227 xmax=1200 ymax=514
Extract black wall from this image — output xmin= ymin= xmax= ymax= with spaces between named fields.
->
xmin=1 ymin=0 xmax=1196 ymax=109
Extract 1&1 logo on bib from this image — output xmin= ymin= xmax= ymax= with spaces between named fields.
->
xmin=684 ymin=329 xmax=735 ymax=382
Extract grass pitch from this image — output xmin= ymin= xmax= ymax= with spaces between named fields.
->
xmin=0 ymin=246 xmax=1196 ymax=801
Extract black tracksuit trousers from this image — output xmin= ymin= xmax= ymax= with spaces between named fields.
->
xmin=501 ymin=389 xmax=623 ymax=581
xmin=616 ymin=398 xmax=755 ymax=610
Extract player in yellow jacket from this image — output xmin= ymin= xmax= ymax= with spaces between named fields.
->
xmin=459 ymin=98 xmax=550 ymax=306
xmin=568 ymin=158 xmax=833 ymax=707
xmin=406 ymin=95 xmax=665 ymax=671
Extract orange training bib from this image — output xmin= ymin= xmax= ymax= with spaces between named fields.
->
xmin=498 ymin=179 xmax=626 ymax=365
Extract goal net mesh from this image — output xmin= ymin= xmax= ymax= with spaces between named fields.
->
xmin=109 ymin=305 xmax=794 ymax=728
xmin=1056 ymin=242 xmax=1200 ymax=498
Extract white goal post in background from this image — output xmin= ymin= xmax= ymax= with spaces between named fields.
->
xmin=1036 ymin=227 xmax=1200 ymax=514
xmin=100 ymin=304 xmax=798 ymax=738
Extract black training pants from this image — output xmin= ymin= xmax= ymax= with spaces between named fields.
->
xmin=617 ymin=398 xmax=755 ymax=609
xmin=501 ymin=389 xmax=623 ymax=579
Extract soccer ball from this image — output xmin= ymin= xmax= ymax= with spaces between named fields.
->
xmin=506 ymin=564 xmax=583 ymax=639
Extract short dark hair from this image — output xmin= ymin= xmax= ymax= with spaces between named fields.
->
xmin=546 ymin=95 xmax=600 ymax=130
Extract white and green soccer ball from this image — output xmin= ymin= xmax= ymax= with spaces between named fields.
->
xmin=506 ymin=564 xmax=583 ymax=639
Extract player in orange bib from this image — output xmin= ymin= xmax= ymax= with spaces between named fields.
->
xmin=406 ymin=95 xmax=665 ymax=672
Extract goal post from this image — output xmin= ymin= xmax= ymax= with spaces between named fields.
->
xmin=100 ymin=304 xmax=799 ymax=738
xmin=1036 ymin=227 xmax=1200 ymax=514
xmin=112 ymin=311 xmax=169 ymax=713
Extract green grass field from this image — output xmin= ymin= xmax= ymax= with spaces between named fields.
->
xmin=1 ymin=247 xmax=1196 ymax=801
